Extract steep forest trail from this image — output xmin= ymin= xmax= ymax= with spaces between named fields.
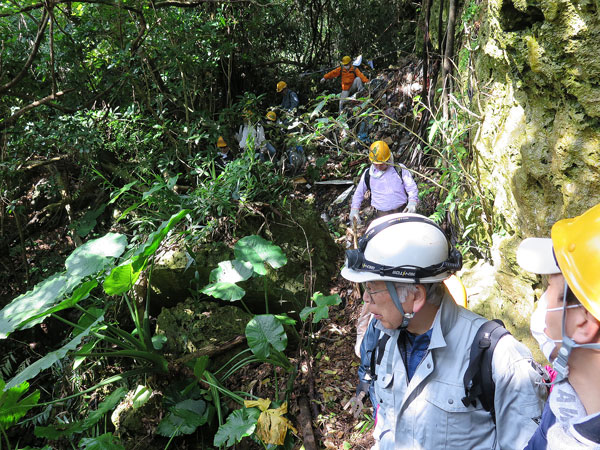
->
xmin=0 ymin=56 xmax=433 ymax=449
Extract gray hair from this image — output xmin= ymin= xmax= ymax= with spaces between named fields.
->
xmin=393 ymin=282 xmax=445 ymax=306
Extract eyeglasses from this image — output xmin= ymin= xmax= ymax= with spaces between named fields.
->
xmin=363 ymin=284 xmax=388 ymax=297
xmin=546 ymin=304 xmax=583 ymax=313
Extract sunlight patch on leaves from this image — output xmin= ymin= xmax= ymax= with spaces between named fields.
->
xmin=299 ymin=292 xmax=341 ymax=323
xmin=234 ymin=235 xmax=287 ymax=275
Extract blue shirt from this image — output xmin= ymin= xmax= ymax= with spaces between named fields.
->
xmin=398 ymin=328 xmax=433 ymax=381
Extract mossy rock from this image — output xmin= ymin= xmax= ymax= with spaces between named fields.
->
xmin=155 ymin=298 xmax=251 ymax=356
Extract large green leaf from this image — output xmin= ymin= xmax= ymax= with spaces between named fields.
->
xmin=156 ymin=399 xmax=208 ymax=437
xmin=5 ymin=315 xmax=103 ymax=390
xmin=35 ymin=387 xmax=126 ymax=439
xmin=78 ymin=433 xmax=126 ymax=450
xmin=245 ymin=314 xmax=287 ymax=360
xmin=209 ymin=260 xmax=254 ymax=283
xmin=234 ymin=235 xmax=287 ymax=275
xmin=17 ymin=280 xmax=98 ymax=331
xmin=201 ymin=282 xmax=246 ymax=301
xmin=213 ymin=407 xmax=261 ymax=447
xmin=65 ymin=233 xmax=127 ymax=282
xmin=0 ymin=380 xmax=40 ymax=430
xmin=0 ymin=274 xmax=68 ymax=339
xmin=103 ymin=210 xmax=188 ymax=296
xmin=299 ymin=292 xmax=341 ymax=324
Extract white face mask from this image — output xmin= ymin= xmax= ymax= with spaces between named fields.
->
xmin=530 ymin=292 xmax=557 ymax=362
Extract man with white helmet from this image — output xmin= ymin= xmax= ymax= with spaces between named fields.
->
xmin=349 ymin=140 xmax=419 ymax=226
xmin=341 ymin=213 xmax=546 ymax=449
xmin=517 ymin=203 xmax=600 ymax=449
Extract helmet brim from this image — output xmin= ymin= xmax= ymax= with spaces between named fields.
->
xmin=516 ymin=238 xmax=560 ymax=274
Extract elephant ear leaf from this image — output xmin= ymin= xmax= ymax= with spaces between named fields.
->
xmin=213 ymin=407 xmax=261 ymax=447
xmin=234 ymin=236 xmax=286 ymax=275
xmin=245 ymin=315 xmax=287 ymax=360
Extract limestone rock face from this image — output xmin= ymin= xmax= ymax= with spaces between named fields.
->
xmin=474 ymin=0 xmax=600 ymax=234
xmin=155 ymin=298 xmax=251 ymax=355
xmin=459 ymin=0 xmax=600 ymax=352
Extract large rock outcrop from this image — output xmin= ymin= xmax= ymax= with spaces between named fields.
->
xmin=457 ymin=0 xmax=600 ymax=357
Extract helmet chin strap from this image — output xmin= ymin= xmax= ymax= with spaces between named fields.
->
xmin=553 ymin=281 xmax=600 ymax=383
xmin=385 ymin=281 xmax=414 ymax=329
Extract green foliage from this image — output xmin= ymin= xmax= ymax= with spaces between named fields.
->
xmin=245 ymin=315 xmax=288 ymax=360
xmin=300 ymin=292 xmax=342 ymax=323
xmin=0 ymin=380 xmax=40 ymax=433
xmin=156 ymin=399 xmax=209 ymax=437
xmin=78 ymin=433 xmax=126 ymax=450
xmin=202 ymin=235 xmax=287 ymax=303
xmin=34 ymin=387 xmax=126 ymax=439
xmin=213 ymin=407 xmax=261 ymax=447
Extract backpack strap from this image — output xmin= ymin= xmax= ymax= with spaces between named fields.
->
xmin=364 ymin=168 xmax=370 ymax=193
xmin=461 ymin=319 xmax=510 ymax=423
xmin=369 ymin=333 xmax=391 ymax=381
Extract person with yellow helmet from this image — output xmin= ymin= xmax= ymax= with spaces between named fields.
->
xmin=341 ymin=213 xmax=545 ymax=449
xmin=320 ymin=55 xmax=369 ymax=111
xmin=349 ymin=140 xmax=419 ymax=225
xmin=215 ymin=136 xmax=231 ymax=171
xmin=263 ymin=111 xmax=283 ymax=162
xmin=276 ymin=81 xmax=299 ymax=111
xmin=517 ymin=203 xmax=600 ymax=449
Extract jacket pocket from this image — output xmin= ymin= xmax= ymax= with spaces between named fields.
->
xmin=373 ymin=372 xmax=395 ymax=445
xmin=424 ymin=381 xmax=496 ymax=449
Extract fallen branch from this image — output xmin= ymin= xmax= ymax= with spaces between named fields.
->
xmin=173 ymin=335 xmax=246 ymax=366
xmin=297 ymin=396 xmax=317 ymax=450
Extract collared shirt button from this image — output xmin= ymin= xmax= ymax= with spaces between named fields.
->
xmin=448 ymin=399 xmax=454 ymax=404
xmin=427 ymin=363 xmax=431 ymax=369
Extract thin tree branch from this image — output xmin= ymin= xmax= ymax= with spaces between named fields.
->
xmin=2 ymin=89 xmax=75 ymax=127
xmin=0 ymin=9 xmax=49 ymax=94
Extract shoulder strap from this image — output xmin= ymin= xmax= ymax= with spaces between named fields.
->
xmin=364 ymin=168 xmax=370 ymax=192
xmin=369 ymin=333 xmax=391 ymax=381
xmin=461 ymin=319 xmax=510 ymax=423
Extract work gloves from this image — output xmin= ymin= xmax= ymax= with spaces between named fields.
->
xmin=403 ymin=201 xmax=417 ymax=214
xmin=349 ymin=208 xmax=361 ymax=226
xmin=320 ymin=77 xmax=326 ymax=83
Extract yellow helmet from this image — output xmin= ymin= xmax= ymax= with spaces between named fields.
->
xmin=276 ymin=81 xmax=287 ymax=92
xmin=266 ymin=111 xmax=277 ymax=121
xmin=369 ymin=141 xmax=391 ymax=163
xmin=341 ymin=56 xmax=352 ymax=65
xmin=217 ymin=136 xmax=227 ymax=148
xmin=551 ymin=203 xmax=600 ymax=321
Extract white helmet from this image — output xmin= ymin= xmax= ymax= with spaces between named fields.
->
xmin=341 ymin=213 xmax=461 ymax=284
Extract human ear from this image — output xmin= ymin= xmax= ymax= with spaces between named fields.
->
xmin=572 ymin=309 xmax=600 ymax=344
xmin=411 ymin=285 xmax=427 ymax=313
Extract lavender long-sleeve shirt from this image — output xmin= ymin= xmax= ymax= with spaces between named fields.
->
xmin=351 ymin=164 xmax=419 ymax=211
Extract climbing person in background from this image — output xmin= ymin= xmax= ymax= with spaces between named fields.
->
xmin=262 ymin=111 xmax=281 ymax=162
xmin=215 ymin=136 xmax=231 ymax=172
xmin=235 ymin=109 xmax=266 ymax=154
xmin=277 ymin=81 xmax=299 ymax=112
xmin=320 ymin=55 xmax=369 ymax=111
xmin=517 ymin=203 xmax=600 ymax=449
xmin=340 ymin=213 xmax=546 ymax=449
xmin=349 ymin=140 xmax=418 ymax=226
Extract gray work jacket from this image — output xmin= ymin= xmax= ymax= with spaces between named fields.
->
xmin=372 ymin=293 xmax=546 ymax=450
